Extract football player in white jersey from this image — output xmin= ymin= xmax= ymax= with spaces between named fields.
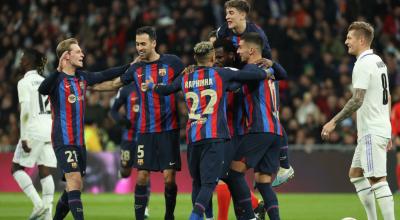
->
xmin=11 ymin=49 xmax=56 ymax=220
xmin=322 ymin=21 xmax=395 ymax=220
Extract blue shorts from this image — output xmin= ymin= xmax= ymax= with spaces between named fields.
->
xmin=120 ymin=140 xmax=137 ymax=168
xmin=135 ymin=130 xmax=181 ymax=171
xmin=188 ymin=141 xmax=226 ymax=184
xmin=221 ymin=135 xmax=242 ymax=178
xmin=234 ymin=133 xmax=280 ymax=174
xmin=55 ymin=145 xmax=87 ymax=180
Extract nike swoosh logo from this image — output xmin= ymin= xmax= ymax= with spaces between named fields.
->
xmin=65 ymin=85 xmax=70 ymax=88
xmin=169 ymin=162 xmax=175 ymax=166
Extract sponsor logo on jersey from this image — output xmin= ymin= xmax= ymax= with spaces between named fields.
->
xmin=133 ymin=104 xmax=140 ymax=112
xmin=159 ymin=68 xmax=166 ymax=76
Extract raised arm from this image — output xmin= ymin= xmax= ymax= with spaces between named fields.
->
xmin=148 ymin=75 xmax=182 ymax=95
xmin=229 ymin=67 xmax=268 ymax=82
xmin=84 ymin=64 xmax=130 ymax=86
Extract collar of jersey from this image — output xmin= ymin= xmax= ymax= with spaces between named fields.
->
xmin=24 ymin=70 xmax=38 ymax=77
xmin=357 ymin=49 xmax=374 ymax=61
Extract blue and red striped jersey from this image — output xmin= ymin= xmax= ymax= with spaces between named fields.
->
xmin=226 ymin=90 xmax=246 ymax=136
xmin=38 ymin=65 xmax=129 ymax=147
xmin=217 ymin=21 xmax=272 ymax=59
xmin=153 ymin=66 xmax=267 ymax=144
xmin=110 ymin=84 xmax=139 ymax=141
xmin=120 ymin=54 xmax=184 ymax=134
xmin=241 ymin=64 xmax=283 ymax=135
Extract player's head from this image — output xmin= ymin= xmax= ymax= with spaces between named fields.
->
xmin=345 ymin=21 xmax=374 ymax=56
xmin=21 ymin=48 xmax=47 ymax=75
xmin=56 ymin=38 xmax=84 ymax=68
xmin=237 ymin=32 xmax=263 ymax=63
xmin=225 ymin=0 xmax=250 ymax=30
xmin=213 ymin=38 xmax=236 ymax=67
xmin=208 ymin=30 xmax=217 ymax=44
xmin=193 ymin=41 xmax=215 ymax=66
xmin=136 ymin=26 xmax=157 ymax=60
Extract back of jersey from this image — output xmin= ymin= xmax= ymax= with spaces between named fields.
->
xmin=18 ymin=71 xmax=52 ymax=141
xmin=352 ymin=52 xmax=391 ymax=139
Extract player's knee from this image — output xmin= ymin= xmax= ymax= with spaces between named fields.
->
xmin=120 ymin=168 xmax=131 ymax=178
xmin=136 ymin=170 xmax=149 ymax=185
xmin=38 ymin=166 xmax=52 ymax=179
xmin=163 ymin=169 xmax=176 ymax=184
xmin=230 ymin=161 xmax=247 ymax=173
xmin=348 ymin=167 xmax=363 ymax=179
xmin=255 ymin=172 xmax=272 ymax=183
xmin=368 ymin=176 xmax=386 ymax=185
xmin=65 ymin=172 xmax=83 ymax=190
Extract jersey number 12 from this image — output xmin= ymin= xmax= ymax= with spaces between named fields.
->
xmin=38 ymin=94 xmax=51 ymax=114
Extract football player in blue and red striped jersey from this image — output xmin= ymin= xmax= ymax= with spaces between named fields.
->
xmin=107 ymin=26 xmax=184 ymax=220
xmin=38 ymin=38 xmax=130 ymax=220
xmin=144 ymin=41 xmax=272 ymax=220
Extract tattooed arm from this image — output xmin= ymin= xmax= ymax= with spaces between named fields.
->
xmin=332 ymin=88 xmax=366 ymax=123
xmin=321 ymin=88 xmax=366 ymax=140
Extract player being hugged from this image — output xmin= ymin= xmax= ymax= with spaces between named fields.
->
xmin=12 ymin=49 xmax=56 ymax=220
xmin=39 ymin=38 xmax=130 ymax=220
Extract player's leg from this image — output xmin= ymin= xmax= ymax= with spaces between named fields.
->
xmin=216 ymin=181 xmax=231 ymax=220
xmin=350 ymin=135 xmax=377 ymax=220
xmin=364 ymin=135 xmax=394 ymax=220
xmin=135 ymin=170 xmax=150 ymax=220
xmin=11 ymin=140 xmax=46 ymax=219
xmin=272 ymin=130 xmax=294 ymax=187
xmin=37 ymin=140 xmax=57 ymax=220
xmin=190 ymin=142 xmax=224 ymax=220
xmin=159 ymin=130 xmax=181 ymax=220
xmin=254 ymin=134 xmax=281 ymax=220
xmin=120 ymin=140 xmax=134 ymax=178
xmin=204 ymin=198 xmax=213 ymax=220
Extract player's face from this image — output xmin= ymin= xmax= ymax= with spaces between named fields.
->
xmin=225 ymin=7 xmax=245 ymax=29
xmin=345 ymin=30 xmax=361 ymax=56
xmin=68 ymin=44 xmax=84 ymax=68
xmin=237 ymin=40 xmax=250 ymax=62
xmin=136 ymin=34 xmax=156 ymax=61
xmin=215 ymin=47 xmax=235 ymax=67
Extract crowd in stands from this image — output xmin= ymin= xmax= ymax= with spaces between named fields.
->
xmin=1 ymin=0 xmax=400 ymax=151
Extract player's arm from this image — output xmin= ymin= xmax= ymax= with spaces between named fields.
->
xmin=229 ymin=67 xmax=269 ymax=81
xmin=89 ymin=80 xmax=120 ymax=91
xmin=255 ymin=26 xmax=272 ymax=59
xmin=38 ymin=71 xmax=60 ymax=95
xmin=109 ymin=88 xmax=131 ymax=129
xmin=84 ymin=64 xmax=130 ymax=86
xmin=17 ymin=82 xmax=31 ymax=152
xmin=148 ymin=75 xmax=182 ymax=95
xmin=227 ymin=81 xmax=242 ymax=92
xmin=256 ymin=59 xmax=288 ymax=80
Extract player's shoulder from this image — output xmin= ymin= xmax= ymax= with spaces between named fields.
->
xmin=162 ymin=54 xmax=182 ymax=63
xmin=216 ymin=22 xmax=230 ymax=38
xmin=247 ymin=21 xmax=265 ymax=33
xmin=242 ymin=63 xmax=260 ymax=71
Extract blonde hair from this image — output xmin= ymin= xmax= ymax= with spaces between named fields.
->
xmin=348 ymin=21 xmax=374 ymax=45
xmin=193 ymin=41 xmax=214 ymax=64
xmin=56 ymin=38 xmax=79 ymax=59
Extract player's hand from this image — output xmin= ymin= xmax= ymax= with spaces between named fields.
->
xmin=21 ymin=140 xmax=31 ymax=153
xmin=256 ymin=58 xmax=273 ymax=69
xmin=386 ymin=138 xmax=393 ymax=151
xmin=131 ymin=56 xmax=141 ymax=65
xmin=142 ymin=77 xmax=154 ymax=91
xmin=57 ymin=51 xmax=68 ymax=72
xmin=182 ymin=65 xmax=196 ymax=75
xmin=321 ymin=120 xmax=336 ymax=141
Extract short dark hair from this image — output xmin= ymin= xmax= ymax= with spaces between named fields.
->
xmin=224 ymin=0 xmax=250 ymax=14
xmin=24 ymin=48 xmax=47 ymax=76
xmin=136 ymin=26 xmax=157 ymax=41
xmin=213 ymin=38 xmax=236 ymax=53
xmin=241 ymin=32 xmax=264 ymax=52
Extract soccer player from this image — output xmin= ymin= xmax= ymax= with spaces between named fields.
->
xmin=217 ymin=0 xmax=294 ymax=186
xmin=108 ymin=26 xmax=183 ymax=220
xmin=391 ymin=100 xmax=400 ymax=192
xmin=227 ymin=32 xmax=286 ymax=220
xmin=144 ymin=41 xmax=273 ymax=220
xmin=38 ymin=38 xmax=130 ymax=220
xmin=11 ymin=49 xmax=56 ymax=220
xmin=322 ymin=21 xmax=395 ymax=220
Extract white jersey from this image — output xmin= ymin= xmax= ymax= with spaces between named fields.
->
xmin=352 ymin=49 xmax=391 ymax=139
xmin=17 ymin=70 xmax=52 ymax=141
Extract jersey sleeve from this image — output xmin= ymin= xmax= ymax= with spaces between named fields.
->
xmin=110 ymin=87 xmax=126 ymax=122
xmin=38 ymin=71 xmax=60 ymax=95
xmin=120 ymin=65 xmax=136 ymax=85
xmin=154 ymin=74 xmax=182 ymax=95
xmin=253 ymin=24 xmax=272 ymax=59
xmin=169 ymin=55 xmax=185 ymax=77
xmin=271 ymin=62 xmax=288 ymax=80
xmin=352 ymin=61 xmax=371 ymax=90
xmin=83 ymin=64 xmax=130 ymax=86
xmin=17 ymin=80 xmax=29 ymax=103
xmin=225 ymin=65 xmax=267 ymax=82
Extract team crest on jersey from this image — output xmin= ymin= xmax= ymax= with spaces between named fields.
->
xmin=137 ymin=159 xmax=144 ymax=165
xmin=71 ymin=162 xmax=77 ymax=169
xmin=68 ymin=94 xmax=76 ymax=103
xmin=158 ymin=68 xmax=166 ymax=76
xmin=133 ymin=104 xmax=139 ymax=112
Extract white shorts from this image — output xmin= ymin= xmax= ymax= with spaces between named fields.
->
xmin=351 ymin=134 xmax=389 ymax=178
xmin=12 ymin=139 xmax=57 ymax=168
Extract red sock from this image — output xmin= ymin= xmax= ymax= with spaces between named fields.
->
xmin=216 ymin=183 xmax=231 ymax=220
xmin=250 ymin=191 xmax=259 ymax=209
xmin=396 ymin=164 xmax=400 ymax=190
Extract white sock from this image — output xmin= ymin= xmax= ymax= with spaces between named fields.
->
xmin=41 ymin=175 xmax=54 ymax=219
xmin=350 ymin=177 xmax=377 ymax=220
xmin=372 ymin=181 xmax=395 ymax=220
xmin=13 ymin=170 xmax=43 ymax=206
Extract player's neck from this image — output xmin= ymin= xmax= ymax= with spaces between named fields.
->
xmin=356 ymin=47 xmax=371 ymax=58
xmin=146 ymin=52 xmax=160 ymax=62
xmin=247 ymin=55 xmax=262 ymax=64
xmin=233 ymin=21 xmax=246 ymax=34
xmin=63 ymin=65 xmax=76 ymax=76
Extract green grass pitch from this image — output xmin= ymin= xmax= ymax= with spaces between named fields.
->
xmin=0 ymin=192 xmax=398 ymax=219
